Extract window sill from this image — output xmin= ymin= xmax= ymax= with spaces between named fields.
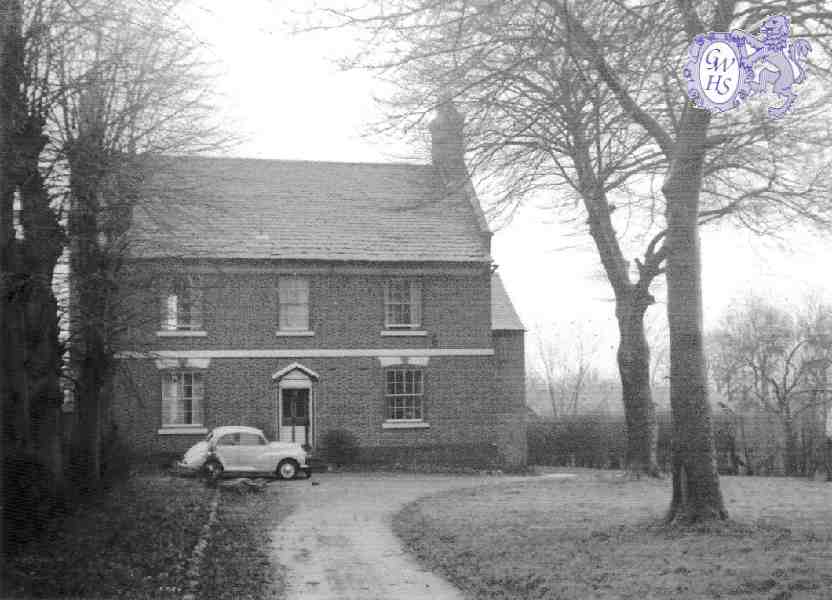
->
xmin=156 ymin=330 xmax=207 ymax=338
xmin=158 ymin=427 xmax=207 ymax=435
xmin=380 ymin=330 xmax=428 ymax=337
xmin=275 ymin=330 xmax=315 ymax=337
xmin=382 ymin=420 xmax=430 ymax=429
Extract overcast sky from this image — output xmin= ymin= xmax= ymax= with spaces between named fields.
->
xmin=183 ymin=1 xmax=832 ymax=375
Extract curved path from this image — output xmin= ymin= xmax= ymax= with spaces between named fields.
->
xmin=269 ymin=472 xmax=496 ymax=600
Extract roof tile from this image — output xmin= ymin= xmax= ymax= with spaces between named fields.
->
xmin=129 ymin=157 xmax=491 ymax=262
xmin=491 ymin=273 xmax=525 ymax=331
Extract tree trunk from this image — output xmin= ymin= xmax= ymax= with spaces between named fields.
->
xmin=663 ymin=107 xmax=727 ymax=522
xmin=826 ymin=437 xmax=832 ymax=482
xmin=782 ymin=411 xmax=797 ymax=476
xmin=0 ymin=0 xmax=28 ymax=454
xmin=0 ymin=0 xmax=17 ymax=448
xmin=69 ymin=220 xmax=106 ymax=488
xmin=16 ymin=112 xmax=66 ymax=491
xmin=75 ymin=355 xmax=102 ymax=486
xmin=68 ymin=133 xmax=110 ymax=488
xmin=617 ymin=291 xmax=660 ymax=476
xmin=572 ymin=139 xmax=661 ymax=476
xmin=2 ymin=0 xmax=65 ymax=506
xmin=735 ymin=412 xmax=750 ymax=475
xmin=547 ymin=381 xmax=558 ymax=418
xmin=22 ymin=214 xmax=65 ymax=490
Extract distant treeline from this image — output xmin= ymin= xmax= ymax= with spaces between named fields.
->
xmin=528 ymin=411 xmax=831 ymax=478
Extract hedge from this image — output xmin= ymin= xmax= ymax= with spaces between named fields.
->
xmin=528 ymin=411 xmax=739 ymax=473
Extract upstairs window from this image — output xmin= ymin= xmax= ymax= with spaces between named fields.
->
xmin=278 ymin=276 xmax=310 ymax=331
xmin=384 ymin=279 xmax=422 ymax=329
xmin=161 ymin=276 xmax=203 ymax=331
xmin=386 ymin=368 xmax=424 ymax=421
xmin=162 ymin=371 xmax=204 ymax=427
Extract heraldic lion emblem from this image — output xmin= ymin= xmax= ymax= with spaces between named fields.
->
xmin=733 ymin=15 xmax=812 ymax=118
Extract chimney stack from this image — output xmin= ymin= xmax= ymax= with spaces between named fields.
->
xmin=429 ymin=96 xmax=466 ymax=185
xmin=428 ymin=95 xmax=492 ymax=247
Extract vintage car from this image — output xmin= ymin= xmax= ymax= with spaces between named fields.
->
xmin=179 ymin=425 xmax=311 ymax=480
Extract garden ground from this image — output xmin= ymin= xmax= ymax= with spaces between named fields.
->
xmin=395 ymin=469 xmax=832 ymax=599
xmin=3 ymin=469 xmax=831 ymax=599
xmin=0 ymin=470 xmax=291 ymax=599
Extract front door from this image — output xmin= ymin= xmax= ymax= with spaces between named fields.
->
xmin=279 ymin=388 xmax=310 ymax=445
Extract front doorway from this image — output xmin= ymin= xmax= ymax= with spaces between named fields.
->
xmin=272 ymin=362 xmax=319 ymax=448
xmin=280 ymin=388 xmax=310 ymax=444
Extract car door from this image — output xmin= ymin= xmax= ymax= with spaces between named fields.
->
xmin=214 ymin=433 xmax=240 ymax=470
xmin=237 ymin=432 xmax=269 ymax=472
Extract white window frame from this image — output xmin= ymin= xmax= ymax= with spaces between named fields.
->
xmin=277 ymin=276 xmax=311 ymax=332
xmin=161 ymin=370 xmax=205 ymax=428
xmin=384 ymin=279 xmax=422 ymax=330
xmin=160 ymin=276 xmax=203 ymax=332
xmin=384 ymin=368 xmax=425 ymax=422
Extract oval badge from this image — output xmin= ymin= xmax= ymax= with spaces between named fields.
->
xmin=683 ymin=32 xmax=751 ymax=113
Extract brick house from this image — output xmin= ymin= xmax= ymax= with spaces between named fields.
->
xmin=113 ymin=103 xmax=527 ymax=467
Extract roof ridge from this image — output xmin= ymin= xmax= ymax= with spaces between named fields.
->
xmin=167 ymin=155 xmax=432 ymax=169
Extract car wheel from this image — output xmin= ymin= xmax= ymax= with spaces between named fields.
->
xmin=277 ymin=459 xmax=298 ymax=480
xmin=203 ymin=460 xmax=223 ymax=483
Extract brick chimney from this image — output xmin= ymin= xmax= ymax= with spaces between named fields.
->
xmin=428 ymin=96 xmax=492 ymax=248
xmin=429 ymin=97 xmax=467 ymax=186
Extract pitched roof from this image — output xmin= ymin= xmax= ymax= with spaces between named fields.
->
xmin=129 ymin=156 xmax=491 ymax=263
xmin=491 ymin=272 xmax=524 ymax=331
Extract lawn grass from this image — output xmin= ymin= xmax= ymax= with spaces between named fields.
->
xmin=197 ymin=482 xmax=296 ymax=600
xmin=394 ymin=471 xmax=832 ymax=599
xmin=0 ymin=472 xmax=211 ymax=599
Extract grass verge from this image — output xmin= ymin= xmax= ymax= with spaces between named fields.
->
xmin=394 ymin=471 xmax=832 ymax=599
xmin=0 ymin=472 xmax=210 ymax=599
xmin=197 ymin=482 xmax=297 ymax=600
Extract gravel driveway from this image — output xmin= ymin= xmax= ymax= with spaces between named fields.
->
xmin=269 ymin=472 xmax=496 ymax=600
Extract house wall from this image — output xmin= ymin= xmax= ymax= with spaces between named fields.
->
xmin=493 ymin=330 xmax=527 ymax=467
xmin=122 ymin=262 xmax=492 ymax=351
xmin=113 ymin=354 xmax=520 ymax=466
xmin=111 ymin=261 xmax=527 ymax=468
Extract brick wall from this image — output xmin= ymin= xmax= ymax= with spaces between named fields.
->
xmin=122 ymin=262 xmax=492 ymax=351
xmin=493 ymin=330 xmax=527 ymax=467
xmin=113 ymin=354 xmax=524 ymax=466
xmin=112 ymin=260 xmax=527 ymax=468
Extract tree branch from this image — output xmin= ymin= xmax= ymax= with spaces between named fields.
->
xmin=546 ymin=0 xmax=675 ymax=159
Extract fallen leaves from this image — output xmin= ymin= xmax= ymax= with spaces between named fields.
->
xmin=1 ymin=473 xmax=211 ymax=599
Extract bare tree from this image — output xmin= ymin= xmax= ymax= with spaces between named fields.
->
xmin=534 ymin=325 xmax=598 ymax=418
xmin=51 ymin=0 xmax=225 ymax=486
xmin=0 ymin=0 xmax=23 ymax=455
xmin=711 ymin=298 xmax=832 ymax=476
xmin=1 ymin=0 xmax=225 ymax=491
xmin=318 ymin=0 xmax=832 ymax=520
xmin=534 ymin=333 xmax=562 ymax=419
xmin=799 ymin=297 xmax=832 ymax=479
xmin=1 ymin=0 xmax=67 ymax=494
